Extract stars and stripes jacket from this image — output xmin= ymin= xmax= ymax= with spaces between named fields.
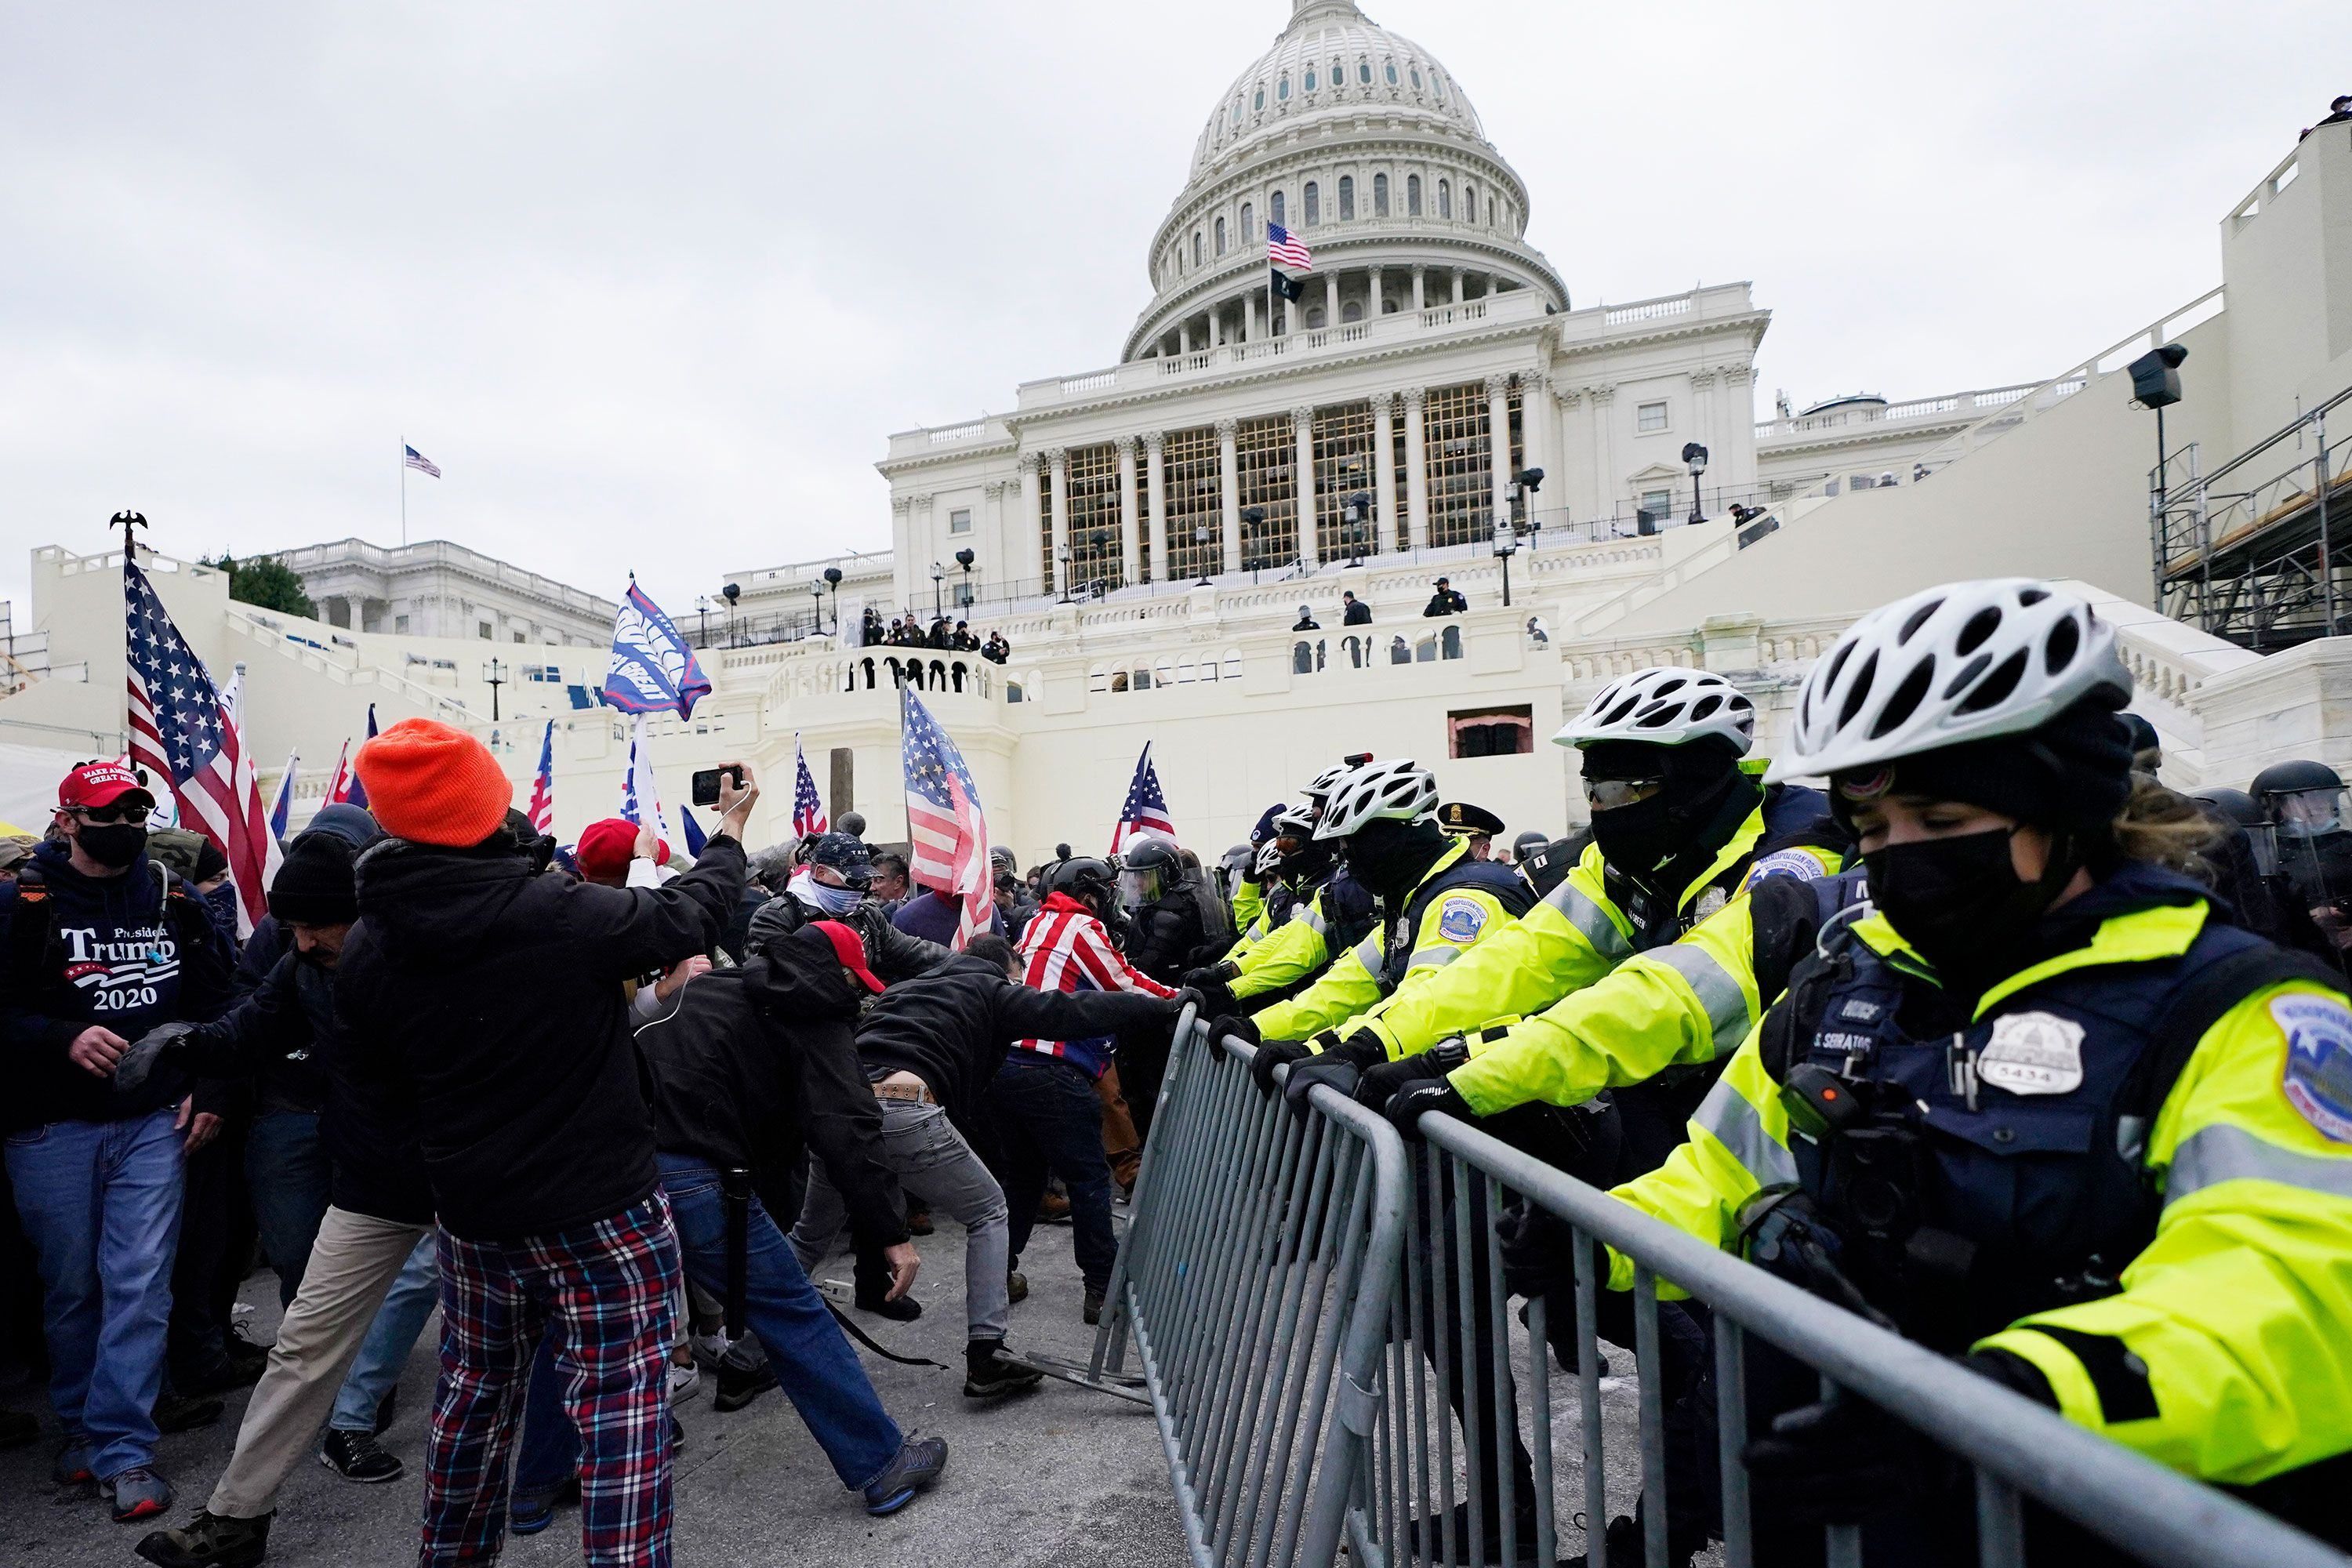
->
xmin=1010 ymin=892 xmax=1174 ymax=1079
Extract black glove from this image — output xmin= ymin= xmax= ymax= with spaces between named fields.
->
xmin=113 ymin=1022 xmax=194 ymax=1094
xmin=1351 ymin=1036 xmax=1468 ymax=1113
xmin=1211 ymin=1012 xmax=1261 ymax=1051
xmin=1167 ymin=987 xmax=1209 ymax=1023
xmin=1964 ymin=1349 xmax=2057 ymax=1408
xmin=1180 ymin=964 xmax=1225 ymax=992
xmin=1190 ymin=976 xmax=1238 ymax=1018
xmin=1741 ymin=1393 xmax=1950 ymax=1529
xmin=1247 ymin=1039 xmax=1313 ymax=1097
xmin=1385 ymin=1076 xmax=1472 ymax=1140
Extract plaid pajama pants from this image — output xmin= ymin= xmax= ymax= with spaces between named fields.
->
xmin=419 ymin=1192 xmax=681 ymax=1568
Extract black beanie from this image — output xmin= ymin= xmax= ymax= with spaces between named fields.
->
xmin=268 ymin=830 xmax=360 ymax=926
xmin=1835 ymin=695 xmax=2136 ymax=837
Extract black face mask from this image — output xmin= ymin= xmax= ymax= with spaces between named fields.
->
xmin=1863 ymin=828 xmax=2070 ymax=989
xmin=1342 ymin=819 xmax=1447 ymax=902
xmin=1587 ymin=792 xmax=1680 ymax=878
xmin=75 ymin=822 xmax=148 ymax=869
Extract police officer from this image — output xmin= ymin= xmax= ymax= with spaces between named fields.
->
xmin=1186 ymin=762 xmax=1375 ymax=1012
xmin=1438 ymin=800 xmax=1507 ymax=861
xmin=2193 ymin=787 xmax=2341 ymax=967
xmin=2253 ymin=759 xmax=2352 ymax=949
xmin=1574 ymin=579 xmax=2352 ymax=1559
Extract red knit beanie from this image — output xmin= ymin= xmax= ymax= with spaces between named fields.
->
xmin=354 ymin=718 xmax=513 ymax=847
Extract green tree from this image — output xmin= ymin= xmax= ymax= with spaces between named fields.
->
xmin=205 ymin=554 xmax=316 ymax=619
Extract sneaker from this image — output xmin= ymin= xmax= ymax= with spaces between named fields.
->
xmin=668 ymin=1359 xmax=701 ymax=1405
xmin=906 ymin=1205 xmax=935 ymax=1237
xmin=855 ymin=1290 xmax=923 ymax=1323
xmin=861 ymin=1432 xmax=948 ymax=1515
xmin=963 ymin=1339 xmax=1044 ymax=1400
xmin=688 ymin=1331 xmax=735 ymax=1370
xmin=0 ymin=1408 xmax=36 ymax=1451
xmin=1082 ymin=1288 xmax=1105 ymax=1327
xmin=136 ymin=1508 xmax=272 ymax=1567
xmin=53 ymin=1438 xmax=95 ymax=1487
xmin=318 ymin=1428 xmax=403 ymax=1484
xmin=154 ymin=1392 xmax=224 ymax=1435
xmin=371 ymin=1385 xmax=399 ymax=1437
xmin=104 ymin=1466 xmax=175 ymax=1523
xmin=713 ymin=1359 xmax=778 ymax=1414
xmin=1005 ymin=1269 xmax=1029 ymax=1305
xmin=510 ymin=1475 xmax=577 ymax=1537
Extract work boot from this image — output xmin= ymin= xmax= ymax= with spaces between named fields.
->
xmin=318 ymin=1428 xmax=403 ymax=1483
xmin=862 ymin=1432 xmax=949 ymax=1516
xmin=154 ymin=1391 xmax=223 ymax=1434
xmin=174 ymin=1351 xmax=261 ymax=1398
xmin=104 ymin=1465 xmax=175 ymax=1523
xmin=713 ymin=1359 xmax=777 ymax=1414
xmin=855 ymin=1288 xmax=923 ymax=1322
xmin=963 ymin=1338 xmax=1045 ymax=1400
xmin=906 ymin=1204 xmax=935 ymax=1236
xmin=136 ymin=1508 xmax=272 ymax=1567
xmin=1036 ymin=1190 xmax=1072 ymax=1225
xmin=1082 ymin=1288 xmax=1105 ymax=1326
xmin=1005 ymin=1269 xmax=1029 ymax=1305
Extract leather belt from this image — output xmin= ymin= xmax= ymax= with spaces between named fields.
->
xmin=873 ymin=1072 xmax=936 ymax=1106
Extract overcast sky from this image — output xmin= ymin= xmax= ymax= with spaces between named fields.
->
xmin=2 ymin=1 xmax=2338 ymax=622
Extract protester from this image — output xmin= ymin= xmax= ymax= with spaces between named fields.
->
xmin=633 ymin=917 xmax=949 ymax=1513
xmin=993 ymin=858 xmax=1174 ymax=1324
xmin=1341 ymin=590 xmax=1371 ymax=626
xmin=332 ymin=720 xmax=757 ymax=1567
xmin=868 ymin=851 xmax=912 ymax=910
xmin=1 ymin=761 xmax=236 ymax=1522
xmin=892 ymin=878 xmax=1007 ymax=944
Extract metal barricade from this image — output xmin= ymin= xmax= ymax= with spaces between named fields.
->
xmin=1089 ymin=1021 xmax=1409 ymax=1568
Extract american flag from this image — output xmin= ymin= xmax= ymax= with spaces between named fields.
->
xmin=791 ymin=733 xmax=828 ymax=838
xmin=1267 ymin=221 xmax=1312 ymax=273
xmin=526 ymin=719 xmax=555 ymax=834
xmin=325 ymin=706 xmax=378 ymax=807
xmin=404 ymin=444 xmax=441 ymax=479
xmin=123 ymin=559 xmax=276 ymax=935
xmin=267 ymin=751 xmax=299 ymax=848
xmin=1108 ymin=742 xmax=1177 ymax=855
xmin=901 ymin=687 xmax=993 ymax=949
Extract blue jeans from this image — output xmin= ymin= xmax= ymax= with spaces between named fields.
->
xmin=990 ymin=1056 xmax=1118 ymax=1291
xmin=511 ymin=1334 xmax=575 ymax=1508
xmin=326 ymin=1232 xmax=437 ymax=1433
xmin=658 ymin=1152 xmax=902 ymax=1489
xmin=4 ymin=1109 xmax=184 ymax=1480
xmin=246 ymin=1110 xmax=332 ymax=1308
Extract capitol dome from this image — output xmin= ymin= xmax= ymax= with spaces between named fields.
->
xmin=1125 ymin=0 xmax=1566 ymax=361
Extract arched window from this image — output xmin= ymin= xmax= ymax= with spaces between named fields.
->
xmin=1358 ymin=60 xmax=1372 ymax=84
xmin=1304 ymin=181 xmax=1319 ymax=225
xmin=1306 ymin=307 xmax=1326 ymax=328
xmin=1277 ymin=74 xmax=1290 ymax=101
xmin=1241 ymin=201 xmax=1254 ymax=239
xmin=1214 ymin=216 xmax=1227 ymax=255
xmin=1192 ymin=230 xmax=1203 ymax=267
xmin=1410 ymin=66 xmax=1424 ymax=89
xmin=1342 ymin=300 xmax=1363 ymax=323
xmin=1271 ymin=190 xmax=1286 ymax=228
xmin=1385 ymin=60 xmax=1399 ymax=85
xmin=1331 ymin=58 xmax=1343 ymax=89
xmin=1433 ymin=74 xmax=1446 ymax=103
xmin=1303 ymin=67 xmax=1316 ymax=91
xmin=1338 ymin=175 xmax=1354 ymax=220
xmin=1406 ymin=174 xmax=1422 ymax=216
xmin=1374 ymin=172 xmax=1389 ymax=216
xmin=1437 ymin=179 xmax=1452 ymax=219
xmin=1464 ymin=184 xmax=1477 ymax=224
xmin=1232 ymin=97 xmax=1244 ymax=127
xmin=1254 ymin=85 xmax=1265 ymax=111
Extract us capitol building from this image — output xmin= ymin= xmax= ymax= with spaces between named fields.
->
xmin=8 ymin=1 xmax=2348 ymax=862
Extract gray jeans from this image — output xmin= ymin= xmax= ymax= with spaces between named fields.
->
xmin=789 ymin=1098 xmax=1011 ymax=1341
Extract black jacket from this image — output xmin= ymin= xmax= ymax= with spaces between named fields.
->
xmin=172 ymin=952 xmax=434 ymax=1225
xmin=1342 ymin=600 xmax=1372 ymax=626
xmin=639 ymin=927 xmax=907 ymax=1254
xmin=746 ymin=891 xmax=949 ymax=983
xmin=1125 ymin=894 xmax=1207 ymax=987
xmin=1422 ymin=589 xmax=1468 ymax=617
xmin=855 ymin=951 xmax=1177 ymax=1117
xmin=0 ymin=844 xmax=233 ymax=1132
xmin=339 ymin=831 xmax=746 ymax=1240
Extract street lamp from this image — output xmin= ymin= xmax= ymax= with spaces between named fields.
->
xmin=1509 ymin=467 xmax=1544 ymax=542
xmin=822 ymin=565 xmax=844 ymax=633
xmin=808 ymin=579 xmax=823 ymax=638
xmin=931 ymin=561 xmax=946 ymax=619
xmin=722 ymin=581 xmax=740 ymax=648
xmin=1242 ymin=505 xmax=1268 ymax=585
xmin=1492 ymin=515 xmax=1519 ymax=608
xmin=1341 ymin=491 xmax=1371 ymax=566
xmin=482 ymin=658 xmax=506 ymax=721
xmin=1193 ymin=524 xmax=1214 ymax=586
xmin=1681 ymin=443 xmax=1709 ymax=524
xmin=695 ymin=593 xmax=710 ymax=645
xmin=955 ymin=547 xmax=975 ymax=610
xmin=1055 ymin=543 xmax=1073 ymax=603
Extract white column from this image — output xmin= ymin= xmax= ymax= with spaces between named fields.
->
xmin=1520 ymin=371 xmax=1554 ymax=528
xmin=1217 ymin=419 xmax=1243 ymax=573
xmin=1371 ymin=392 xmax=1398 ymax=553
xmin=1323 ymin=273 xmax=1338 ymax=328
xmin=982 ymin=477 xmax=1007 ymax=595
xmin=1178 ymin=320 xmax=1193 ymax=354
xmin=1017 ymin=454 xmax=1042 ymax=585
xmin=890 ymin=496 xmax=913 ymax=604
xmin=1555 ymin=386 xmax=1584 ymax=529
xmin=1292 ymin=407 xmax=1320 ymax=569
xmin=1145 ymin=432 xmax=1169 ymax=583
xmin=1411 ymin=265 xmax=1426 ymax=312
xmin=1368 ymin=264 xmax=1385 ymax=317
xmin=1247 ymin=292 xmax=1262 ymax=343
xmin=1486 ymin=374 xmax=1514 ymax=526
xmin=1047 ymin=447 xmax=1070 ymax=597
xmin=1403 ymin=387 xmax=1430 ymax=550
xmin=1590 ymin=386 xmax=1618 ymax=522
xmin=1116 ymin=436 xmax=1141 ymax=586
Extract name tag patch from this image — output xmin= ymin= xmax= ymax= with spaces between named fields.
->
xmin=1435 ymin=897 xmax=1486 ymax=943
xmin=2274 ymin=993 xmax=2352 ymax=1143
xmin=1978 ymin=1012 xmax=2086 ymax=1096
xmin=1838 ymin=1000 xmax=1882 ymax=1023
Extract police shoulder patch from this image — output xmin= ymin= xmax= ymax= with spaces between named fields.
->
xmin=1744 ymin=848 xmax=1827 ymax=888
xmin=1435 ymin=897 xmax=1486 ymax=943
xmin=2273 ymin=992 xmax=2352 ymax=1144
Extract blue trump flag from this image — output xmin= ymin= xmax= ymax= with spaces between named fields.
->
xmin=602 ymin=579 xmax=711 ymax=720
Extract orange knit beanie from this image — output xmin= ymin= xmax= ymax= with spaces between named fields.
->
xmin=354 ymin=718 xmax=514 ymax=847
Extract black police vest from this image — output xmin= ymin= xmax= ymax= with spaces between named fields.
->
xmin=1377 ymin=858 xmax=1534 ymax=989
xmin=1777 ymin=866 xmax=2269 ymax=1349
xmin=1609 ymin=782 xmax=1844 ymax=953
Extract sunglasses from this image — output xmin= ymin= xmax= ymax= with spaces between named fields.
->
xmin=1582 ymin=778 xmax=1665 ymax=812
xmin=65 ymin=804 xmax=143 ymax=826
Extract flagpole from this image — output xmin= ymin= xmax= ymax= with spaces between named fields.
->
xmin=400 ymin=436 xmax=407 ymax=547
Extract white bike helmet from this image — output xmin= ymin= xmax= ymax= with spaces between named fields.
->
xmin=1300 ymin=761 xmax=1359 ymax=808
xmin=1252 ymin=840 xmax=1287 ymax=877
xmin=1270 ymin=806 xmax=1318 ymax=842
xmin=1314 ymin=759 xmax=1440 ymax=840
xmin=1766 ymin=579 xmax=2130 ymax=786
xmin=1555 ymin=668 xmax=1756 ymax=754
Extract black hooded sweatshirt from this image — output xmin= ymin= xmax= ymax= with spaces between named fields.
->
xmin=338 ymin=830 xmax=745 ymax=1240
xmin=637 ymin=924 xmax=907 ymax=1254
